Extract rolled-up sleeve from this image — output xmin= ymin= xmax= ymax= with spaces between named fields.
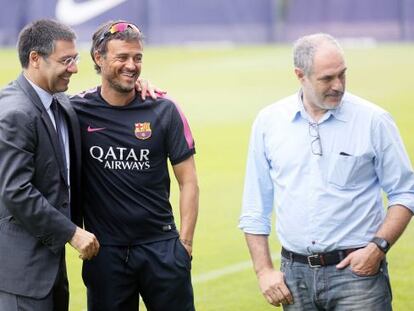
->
xmin=373 ymin=112 xmax=414 ymax=213
xmin=239 ymin=113 xmax=275 ymax=234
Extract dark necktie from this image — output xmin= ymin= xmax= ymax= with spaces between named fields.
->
xmin=51 ymin=98 xmax=68 ymax=181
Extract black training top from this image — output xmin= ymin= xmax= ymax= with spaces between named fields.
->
xmin=71 ymin=88 xmax=195 ymax=245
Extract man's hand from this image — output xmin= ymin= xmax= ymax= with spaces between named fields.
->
xmin=69 ymin=227 xmax=100 ymax=260
xmin=180 ymin=238 xmax=193 ymax=257
xmin=257 ymin=268 xmax=293 ymax=307
xmin=135 ymin=78 xmax=165 ymax=100
xmin=336 ymin=243 xmax=384 ymax=276
xmin=244 ymin=234 xmax=292 ymax=307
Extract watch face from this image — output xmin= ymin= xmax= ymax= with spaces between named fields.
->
xmin=372 ymin=237 xmax=389 ymax=253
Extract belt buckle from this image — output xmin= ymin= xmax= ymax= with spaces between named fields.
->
xmin=307 ymin=254 xmax=321 ymax=268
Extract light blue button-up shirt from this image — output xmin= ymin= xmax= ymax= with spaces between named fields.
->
xmin=239 ymin=91 xmax=414 ymax=255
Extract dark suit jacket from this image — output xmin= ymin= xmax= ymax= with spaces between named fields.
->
xmin=0 ymin=74 xmax=82 ymax=298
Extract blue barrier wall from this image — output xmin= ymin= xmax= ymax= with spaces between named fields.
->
xmin=0 ymin=0 xmax=413 ymax=46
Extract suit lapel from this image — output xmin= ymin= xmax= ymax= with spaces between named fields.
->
xmin=16 ymin=74 xmax=69 ymax=185
xmin=56 ymin=94 xmax=83 ymax=223
xmin=56 ymin=93 xmax=81 ymax=179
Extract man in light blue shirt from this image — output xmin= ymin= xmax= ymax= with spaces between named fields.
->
xmin=239 ymin=33 xmax=414 ymax=310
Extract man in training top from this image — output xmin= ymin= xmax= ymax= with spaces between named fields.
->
xmin=71 ymin=20 xmax=199 ymax=311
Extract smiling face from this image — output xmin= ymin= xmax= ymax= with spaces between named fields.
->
xmin=296 ymin=42 xmax=347 ymax=118
xmin=96 ymin=39 xmax=143 ymax=95
xmin=37 ymin=40 xmax=79 ymax=93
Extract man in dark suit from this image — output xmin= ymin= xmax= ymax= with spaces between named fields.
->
xmin=0 ymin=19 xmax=100 ymax=310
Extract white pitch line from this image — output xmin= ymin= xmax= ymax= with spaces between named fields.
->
xmin=193 ymin=252 xmax=280 ymax=284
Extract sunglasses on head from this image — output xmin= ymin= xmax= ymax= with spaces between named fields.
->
xmin=97 ymin=22 xmax=141 ymax=46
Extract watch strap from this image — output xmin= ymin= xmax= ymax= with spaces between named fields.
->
xmin=371 ymin=237 xmax=390 ymax=254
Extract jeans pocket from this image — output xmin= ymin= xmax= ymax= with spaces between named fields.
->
xmin=341 ymin=262 xmax=392 ymax=309
xmin=347 ymin=265 xmax=381 ymax=278
xmin=280 ymin=257 xmax=292 ymax=273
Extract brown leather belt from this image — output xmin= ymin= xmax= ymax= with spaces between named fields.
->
xmin=281 ymin=247 xmax=360 ymax=268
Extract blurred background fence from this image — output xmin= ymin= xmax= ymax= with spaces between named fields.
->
xmin=1 ymin=0 xmax=413 ymax=46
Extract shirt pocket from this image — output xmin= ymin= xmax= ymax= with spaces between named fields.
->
xmin=327 ymin=153 xmax=373 ymax=189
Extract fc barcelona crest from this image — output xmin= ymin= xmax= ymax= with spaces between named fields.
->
xmin=135 ymin=122 xmax=152 ymax=140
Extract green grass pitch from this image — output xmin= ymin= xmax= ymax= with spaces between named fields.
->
xmin=1 ymin=43 xmax=414 ymax=310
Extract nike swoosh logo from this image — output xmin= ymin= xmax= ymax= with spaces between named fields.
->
xmin=87 ymin=126 xmax=106 ymax=133
xmin=56 ymin=0 xmax=128 ymax=26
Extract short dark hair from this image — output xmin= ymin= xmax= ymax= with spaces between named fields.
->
xmin=90 ymin=20 xmax=144 ymax=74
xmin=17 ymin=19 xmax=76 ymax=68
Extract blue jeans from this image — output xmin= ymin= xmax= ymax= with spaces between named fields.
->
xmin=281 ymin=257 xmax=392 ymax=311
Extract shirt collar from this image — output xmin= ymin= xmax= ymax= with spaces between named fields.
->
xmin=287 ymin=92 xmax=303 ymax=122
xmin=289 ymin=89 xmax=348 ymax=123
xmin=330 ymin=96 xmax=348 ymax=122
xmin=24 ymin=74 xmax=54 ymax=110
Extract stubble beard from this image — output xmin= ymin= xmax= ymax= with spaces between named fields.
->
xmin=108 ymin=78 xmax=135 ymax=94
xmin=311 ymin=90 xmax=344 ymax=111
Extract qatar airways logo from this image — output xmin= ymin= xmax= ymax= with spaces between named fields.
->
xmin=89 ymin=146 xmax=150 ymax=170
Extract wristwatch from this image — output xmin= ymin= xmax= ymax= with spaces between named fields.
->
xmin=371 ymin=237 xmax=390 ymax=254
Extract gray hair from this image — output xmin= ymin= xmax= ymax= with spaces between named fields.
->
xmin=293 ymin=33 xmax=343 ymax=76
xmin=17 ymin=19 xmax=76 ymax=69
